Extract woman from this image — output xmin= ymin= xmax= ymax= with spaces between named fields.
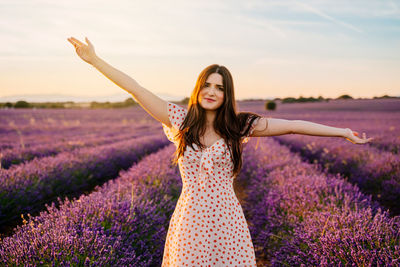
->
xmin=67 ymin=36 xmax=373 ymax=266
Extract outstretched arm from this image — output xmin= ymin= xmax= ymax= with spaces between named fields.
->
xmin=291 ymin=120 xmax=373 ymax=144
xmin=67 ymin=36 xmax=172 ymax=127
xmin=251 ymin=117 xmax=373 ymax=144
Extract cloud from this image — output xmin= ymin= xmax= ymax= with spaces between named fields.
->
xmin=389 ymin=0 xmax=400 ymax=11
xmin=234 ymin=15 xmax=288 ymax=38
xmin=294 ymin=1 xmax=363 ymax=33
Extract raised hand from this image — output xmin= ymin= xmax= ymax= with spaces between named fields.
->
xmin=67 ymin=36 xmax=97 ymax=65
xmin=343 ymin=128 xmax=374 ymax=144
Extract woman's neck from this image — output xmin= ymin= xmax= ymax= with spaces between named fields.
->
xmin=204 ymin=110 xmax=216 ymax=127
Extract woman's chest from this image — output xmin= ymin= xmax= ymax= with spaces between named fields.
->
xmin=180 ymin=140 xmax=233 ymax=169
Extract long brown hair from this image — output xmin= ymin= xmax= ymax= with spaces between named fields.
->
xmin=172 ymin=64 xmax=261 ymax=178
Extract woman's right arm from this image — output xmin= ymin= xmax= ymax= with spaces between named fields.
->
xmin=67 ymin=36 xmax=172 ymax=127
xmin=91 ymin=56 xmax=171 ymax=127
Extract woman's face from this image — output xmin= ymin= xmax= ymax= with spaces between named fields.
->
xmin=198 ymin=73 xmax=224 ymax=110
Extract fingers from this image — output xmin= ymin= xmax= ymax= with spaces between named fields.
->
xmin=67 ymin=38 xmax=76 ymax=46
xmin=85 ymin=37 xmax=93 ymax=47
xmin=70 ymin=37 xmax=85 ymax=46
xmin=351 ymin=131 xmax=369 ymax=141
xmin=67 ymin=38 xmax=80 ymax=49
xmin=348 ymin=131 xmax=373 ymax=144
xmin=354 ymin=132 xmax=368 ymax=140
xmin=359 ymin=136 xmax=374 ymax=144
xmin=67 ymin=37 xmax=87 ymax=51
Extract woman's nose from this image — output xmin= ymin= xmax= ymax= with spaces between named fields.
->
xmin=208 ymin=86 xmax=217 ymax=93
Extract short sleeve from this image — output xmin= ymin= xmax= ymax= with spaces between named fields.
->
xmin=242 ymin=117 xmax=261 ymax=144
xmin=162 ymin=101 xmax=187 ymax=143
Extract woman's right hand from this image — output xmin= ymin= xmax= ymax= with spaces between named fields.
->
xmin=67 ymin=36 xmax=98 ymax=65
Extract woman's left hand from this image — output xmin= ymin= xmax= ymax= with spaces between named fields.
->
xmin=343 ymin=128 xmax=374 ymax=144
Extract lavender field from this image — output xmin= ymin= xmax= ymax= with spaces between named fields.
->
xmin=0 ymin=99 xmax=399 ymax=266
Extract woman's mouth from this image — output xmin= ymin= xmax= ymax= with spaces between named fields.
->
xmin=205 ymin=98 xmax=215 ymax=102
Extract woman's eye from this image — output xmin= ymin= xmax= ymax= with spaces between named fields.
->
xmin=203 ymin=83 xmax=223 ymax=90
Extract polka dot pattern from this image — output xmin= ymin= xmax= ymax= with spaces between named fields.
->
xmin=161 ymin=102 xmax=257 ymax=267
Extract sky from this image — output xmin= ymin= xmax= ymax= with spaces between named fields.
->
xmin=0 ymin=0 xmax=399 ymax=102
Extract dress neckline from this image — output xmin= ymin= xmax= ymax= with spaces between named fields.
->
xmin=193 ymin=137 xmax=224 ymax=150
xmin=204 ymin=137 xmax=224 ymax=149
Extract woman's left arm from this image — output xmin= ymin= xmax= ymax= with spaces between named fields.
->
xmin=251 ymin=117 xmax=374 ymax=144
xmin=291 ymin=119 xmax=374 ymax=144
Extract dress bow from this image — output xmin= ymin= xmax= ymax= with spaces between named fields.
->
xmin=198 ymin=147 xmax=215 ymax=185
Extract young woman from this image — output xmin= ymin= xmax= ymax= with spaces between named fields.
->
xmin=67 ymin=36 xmax=373 ymax=266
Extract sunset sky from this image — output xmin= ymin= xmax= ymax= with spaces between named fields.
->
xmin=1 ymin=0 xmax=399 ymax=102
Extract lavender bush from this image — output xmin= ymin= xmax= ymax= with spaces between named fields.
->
xmin=0 ymin=107 xmax=157 ymax=150
xmin=0 ymin=134 xmax=169 ymax=233
xmin=274 ymin=135 xmax=400 ymax=215
xmin=237 ymin=137 xmax=400 ymax=265
xmin=1 ymin=124 xmax=160 ymax=169
xmin=0 ymin=145 xmax=181 ymax=266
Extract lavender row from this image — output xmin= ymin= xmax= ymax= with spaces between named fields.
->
xmin=0 ymin=106 xmax=154 ymax=127
xmin=237 ymin=137 xmax=400 ymax=265
xmin=273 ymin=135 xmax=400 ymax=215
xmin=0 ymin=134 xmax=169 ymax=232
xmin=0 ymin=144 xmax=181 ymax=266
xmin=370 ymin=133 xmax=400 ymax=154
xmin=1 ymin=123 xmax=130 ymax=149
xmin=0 ymin=107 xmax=156 ymax=149
xmin=1 ymin=122 xmax=158 ymax=151
xmin=1 ymin=124 xmax=161 ymax=169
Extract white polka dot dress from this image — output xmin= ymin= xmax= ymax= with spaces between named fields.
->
xmin=161 ymin=102 xmax=258 ymax=267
